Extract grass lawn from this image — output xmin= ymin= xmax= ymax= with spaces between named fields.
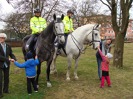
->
xmin=2 ymin=43 xmax=133 ymax=99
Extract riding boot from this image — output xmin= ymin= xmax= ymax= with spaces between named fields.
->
xmin=33 ymin=36 xmax=39 ymax=51
xmin=25 ymin=34 xmax=36 ymax=51
xmin=56 ymin=48 xmax=61 ymax=55
xmin=64 ymin=33 xmax=69 ymax=46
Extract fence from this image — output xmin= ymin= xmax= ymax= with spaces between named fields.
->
xmin=6 ymin=40 xmax=22 ymax=47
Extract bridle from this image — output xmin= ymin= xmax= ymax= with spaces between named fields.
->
xmin=53 ymin=21 xmax=64 ymax=36
xmin=71 ymin=25 xmax=101 ymax=59
xmin=53 ymin=21 xmax=65 ymax=44
xmin=86 ymin=25 xmax=101 ymax=49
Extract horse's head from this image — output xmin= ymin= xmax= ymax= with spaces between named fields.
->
xmin=53 ymin=14 xmax=65 ymax=44
xmin=86 ymin=24 xmax=101 ymax=49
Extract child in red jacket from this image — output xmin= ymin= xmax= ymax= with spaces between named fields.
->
xmin=98 ymin=47 xmax=113 ymax=88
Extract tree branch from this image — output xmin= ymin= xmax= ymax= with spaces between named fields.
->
xmin=45 ymin=0 xmax=58 ymax=21
xmin=100 ymin=0 xmax=112 ymax=10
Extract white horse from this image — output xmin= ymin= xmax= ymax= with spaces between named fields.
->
xmin=50 ymin=24 xmax=101 ymax=80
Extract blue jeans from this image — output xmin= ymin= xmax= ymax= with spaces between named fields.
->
xmin=96 ymin=53 xmax=102 ymax=80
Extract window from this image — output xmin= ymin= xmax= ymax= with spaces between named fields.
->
xmin=131 ymin=21 xmax=133 ymax=30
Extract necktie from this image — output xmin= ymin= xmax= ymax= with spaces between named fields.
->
xmin=2 ymin=44 xmax=8 ymax=68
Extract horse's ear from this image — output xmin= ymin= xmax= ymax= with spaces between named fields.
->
xmin=61 ymin=14 xmax=64 ymax=20
xmin=53 ymin=14 xmax=56 ymax=20
xmin=94 ymin=24 xmax=101 ymax=29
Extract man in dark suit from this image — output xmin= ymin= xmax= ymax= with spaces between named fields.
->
xmin=0 ymin=33 xmax=17 ymax=98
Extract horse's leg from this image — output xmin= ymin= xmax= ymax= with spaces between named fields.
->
xmin=74 ymin=57 xmax=80 ymax=80
xmin=35 ymin=63 xmax=41 ymax=87
xmin=50 ymin=48 xmax=58 ymax=74
xmin=66 ymin=54 xmax=72 ymax=81
xmin=46 ymin=59 xmax=52 ymax=87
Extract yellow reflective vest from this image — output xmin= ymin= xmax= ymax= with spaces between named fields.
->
xmin=63 ymin=16 xmax=74 ymax=33
xmin=30 ymin=16 xmax=47 ymax=34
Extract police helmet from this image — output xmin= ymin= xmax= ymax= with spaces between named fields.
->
xmin=34 ymin=9 xmax=41 ymax=13
xmin=67 ymin=9 xmax=74 ymax=14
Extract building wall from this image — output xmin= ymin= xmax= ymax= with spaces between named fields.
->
xmin=104 ymin=19 xmax=133 ymax=40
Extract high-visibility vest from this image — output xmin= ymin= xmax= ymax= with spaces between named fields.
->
xmin=30 ymin=16 xmax=47 ymax=34
xmin=63 ymin=16 xmax=74 ymax=33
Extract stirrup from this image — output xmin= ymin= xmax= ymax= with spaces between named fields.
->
xmin=25 ymin=45 xmax=29 ymax=51
xmin=56 ymin=49 xmax=61 ymax=55
xmin=54 ymin=42 xmax=59 ymax=47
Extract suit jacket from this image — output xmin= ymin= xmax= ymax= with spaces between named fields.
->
xmin=0 ymin=43 xmax=16 ymax=68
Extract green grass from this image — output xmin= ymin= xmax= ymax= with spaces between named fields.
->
xmin=2 ymin=43 xmax=133 ymax=99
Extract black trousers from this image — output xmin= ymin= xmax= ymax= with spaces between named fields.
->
xmin=64 ymin=33 xmax=71 ymax=47
xmin=0 ymin=66 xmax=10 ymax=95
xmin=64 ymin=33 xmax=69 ymax=41
xmin=26 ymin=34 xmax=39 ymax=51
xmin=27 ymin=77 xmax=38 ymax=94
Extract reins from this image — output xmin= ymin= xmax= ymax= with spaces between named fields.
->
xmin=70 ymin=25 xmax=100 ymax=59
xmin=53 ymin=22 xmax=64 ymax=36
xmin=71 ymin=34 xmax=83 ymax=59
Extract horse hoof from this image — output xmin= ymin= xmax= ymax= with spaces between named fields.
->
xmin=74 ymin=76 xmax=79 ymax=80
xmin=47 ymin=82 xmax=52 ymax=87
xmin=66 ymin=78 xmax=70 ymax=81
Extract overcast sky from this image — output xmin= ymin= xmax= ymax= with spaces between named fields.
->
xmin=0 ymin=0 xmax=14 ymax=29
xmin=0 ymin=0 xmax=133 ymax=29
xmin=0 ymin=0 xmax=14 ymax=14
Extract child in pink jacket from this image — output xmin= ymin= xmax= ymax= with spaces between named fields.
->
xmin=98 ymin=47 xmax=113 ymax=88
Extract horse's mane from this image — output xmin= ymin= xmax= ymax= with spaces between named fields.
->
xmin=73 ymin=24 xmax=95 ymax=34
xmin=42 ymin=17 xmax=63 ymax=36
xmin=40 ymin=21 xmax=55 ymax=38
xmin=80 ymin=24 xmax=96 ymax=29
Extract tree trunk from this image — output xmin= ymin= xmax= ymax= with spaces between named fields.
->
xmin=113 ymin=33 xmax=125 ymax=68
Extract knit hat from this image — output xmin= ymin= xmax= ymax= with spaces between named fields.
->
xmin=26 ymin=52 xmax=33 ymax=59
xmin=0 ymin=33 xmax=7 ymax=39
xmin=106 ymin=53 xmax=113 ymax=59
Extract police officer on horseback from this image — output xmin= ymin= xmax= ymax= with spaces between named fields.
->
xmin=25 ymin=8 xmax=47 ymax=51
xmin=63 ymin=9 xmax=74 ymax=41
xmin=55 ymin=9 xmax=74 ymax=55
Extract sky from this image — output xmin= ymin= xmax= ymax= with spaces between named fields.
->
xmin=0 ymin=0 xmax=14 ymax=29
xmin=0 ymin=0 xmax=133 ymax=29
xmin=0 ymin=0 xmax=14 ymax=13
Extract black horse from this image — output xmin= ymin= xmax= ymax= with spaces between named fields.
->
xmin=22 ymin=14 xmax=65 ymax=87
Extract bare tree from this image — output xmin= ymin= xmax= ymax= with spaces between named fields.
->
xmin=2 ymin=0 xmax=103 ymax=39
xmin=100 ymin=0 xmax=133 ymax=67
xmin=70 ymin=0 xmax=101 ymax=27
xmin=4 ymin=13 xmax=31 ymax=39
xmin=2 ymin=0 xmax=63 ymax=38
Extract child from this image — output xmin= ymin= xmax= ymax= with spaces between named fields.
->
xmin=98 ymin=47 xmax=113 ymax=88
xmin=13 ymin=52 xmax=39 ymax=95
